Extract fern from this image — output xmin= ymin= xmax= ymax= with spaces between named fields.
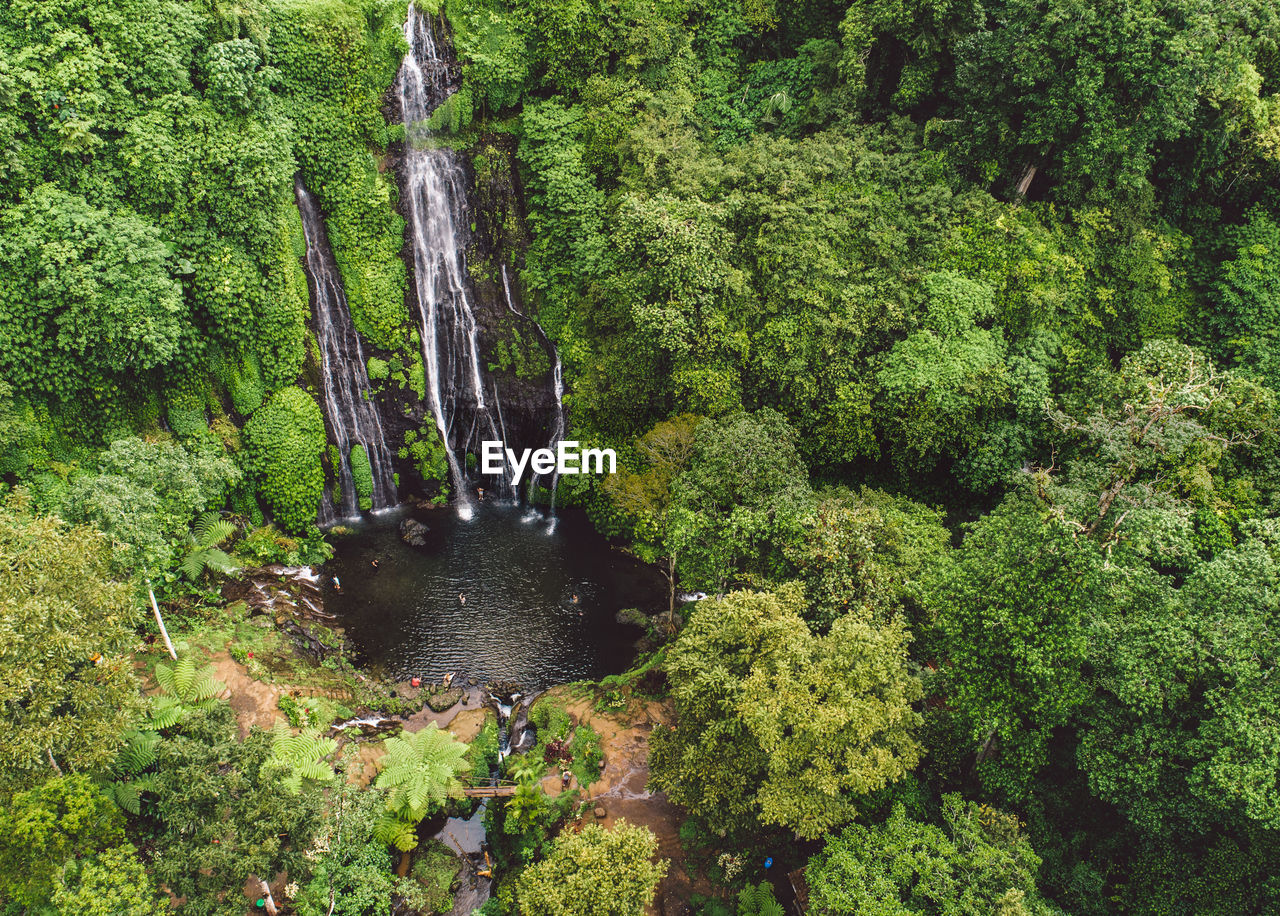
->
xmin=114 ymin=729 xmax=160 ymax=776
xmin=182 ymin=512 xmax=239 ymax=580
xmin=738 ymin=882 xmax=784 ymax=916
xmin=376 ymin=724 xmax=470 ymax=830
xmin=149 ymin=656 xmax=226 ymax=728
xmin=102 ymin=730 xmax=162 ymax=814
xmin=269 ymin=722 xmax=338 ymax=795
xmin=373 ymin=812 xmax=419 ymax=852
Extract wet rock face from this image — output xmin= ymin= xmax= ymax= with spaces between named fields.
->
xmin=400 ymin=516 xmax=431 ymax=547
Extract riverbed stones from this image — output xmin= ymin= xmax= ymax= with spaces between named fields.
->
xmin=399 ymin=517 xmax=430 ymax=547
xmin=426 ymin=686 xmax=465 ymax=712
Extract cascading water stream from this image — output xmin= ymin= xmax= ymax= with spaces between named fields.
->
xmin=296 ymin=178 xmax=398 ymax=524
xmin=398 ymin=5 xmax=513 ymax=515
xmin=500 ymin=265 xmax=568 ymax=514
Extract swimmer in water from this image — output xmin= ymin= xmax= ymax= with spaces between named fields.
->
xmin=332 ymin=576 xmax=342 ymax=593
xmin=459 ymin=593 xmax=466 ymax=605
xmin=478 ymin=487 xmax=485 ymax=501
xmin=370 ymin=558 xmax=379 ymax=569
xmin=571 ymin=594 xmax=579 ymax=604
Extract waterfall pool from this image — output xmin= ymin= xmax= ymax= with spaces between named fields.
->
xmin=323 ymin=503 xmax=665 ymax=690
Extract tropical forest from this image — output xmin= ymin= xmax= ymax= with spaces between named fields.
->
xmin=1 ymin=0 xmax=1279 ymax=914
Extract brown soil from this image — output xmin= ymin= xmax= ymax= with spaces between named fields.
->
xmin=540 ymin=687 xmax=718 ymax=916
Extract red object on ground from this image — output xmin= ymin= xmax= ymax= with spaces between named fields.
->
xmin=411 ymin=677 xmax=421 ymax=688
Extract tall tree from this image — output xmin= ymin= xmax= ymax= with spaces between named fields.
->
xmin=516 ymin=820 xmax=667 ymax=916
xmin=0 ymin=493 xmax=144 ymax=789
xmin=650 ymin=587 xmax=921 ymax=838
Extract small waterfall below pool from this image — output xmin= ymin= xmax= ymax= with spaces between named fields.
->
xmin=296 ymin=177 xmax=398 ymax=524
xmin=398 ymin=5 xmax=513 ymax=515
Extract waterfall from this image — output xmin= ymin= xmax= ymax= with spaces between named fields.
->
xmin=399 ymin=4 xmax=568 ymax=515
xmin=295 ymin=177 xmax=397 ymax=524
xmin=501 ymin=264 xmax=567 ymax=513
xmin=398 ymin=4 xmax=513 ymax=515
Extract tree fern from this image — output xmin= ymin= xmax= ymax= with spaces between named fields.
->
xmin=269 ymin=722 xmax=338 ymax=795
xmin=738 ymin=881 xmax=784 ymax=916
xmin=374 ymin=724 xmax=470 ymax=850
xmin=150 ymin=656 xmax=226 ymax=728
xmin=373 ymin=812 xmax=419 ymax=852
xmin=102 ymin=730 xmax=162 ymax=815
xmin=181 ymin=511 xmax=238 ymax=580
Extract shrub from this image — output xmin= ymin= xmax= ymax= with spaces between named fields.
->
xmin=243 ymin=387 xmax=326 ymax=533
xmin=350 ymin=443 xmax=374 ymax=510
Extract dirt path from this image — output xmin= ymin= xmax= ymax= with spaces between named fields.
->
xmin=541 ymin=688 xmax=715 ymax=915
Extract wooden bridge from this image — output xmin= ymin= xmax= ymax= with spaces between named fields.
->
xmin=461 ymin=781 xmax=517 ymax=798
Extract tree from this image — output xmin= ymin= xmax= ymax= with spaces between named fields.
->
xmin=669 ymin=409 xmax=812 ymax=594
xmin=1205 ymin=209 xmax=1280 ymax=391
xmin=148 ymin=655 xmax=227 ymax=730
xmin=0 ymin=185 xmax=184 ymax=399
xmin=784 ymin=486 xmax=950 ymax=631
xmin=516 ymin=819 xmax=668 ymax=916
xmin=59 ymin=435 xmax=240 ymax=585
xmin=294 ymin=781 xmax=399 ymax=916
xmin=149 ymin=705 xmax=322 ymax=915
xmin=51 ymin=843 xmax=165 ymax=916
xmin=243 ymin=386 xmax=327 ymax=534
xmin=373 ymin=724 xmax=471 ymax=851
xmin=806 ymin=796 xmax=1062 ymax=915
xmin=650 ymin=587 xmax=922 ymax=838
xmin=0 ymin=493 xmax=144 ymax=789
xmin=181 ymin=511 xmax=238 ymax=581
xmin=0 ymin=774 xmax=127 ymax=908
xmin=1080 ymin=533 xmax=1280 ymax=833
xmin=604 ymin=413 xmax=700 ymax=623
xmin=927 ymin=498 xmax=1104 ymax=799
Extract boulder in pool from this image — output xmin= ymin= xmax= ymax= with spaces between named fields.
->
xmin=616 ymin=607 xmax=649 ymax=628
xmin=426 ymin=686 xmax=465 ymax=712
xmin=399 ymin=517 xmax=431 ymax=548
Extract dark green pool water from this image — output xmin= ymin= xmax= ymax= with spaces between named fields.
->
xmin=324 ymin=504 xmax=664 ymax=690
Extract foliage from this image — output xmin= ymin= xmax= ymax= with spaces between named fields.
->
xmin=738 ymin=882 xmax=784 ymax=916
xmin=58 ymin=435 xmax=240 ymax=586
xmin=148 ymin=655 xmax=227 ymax=730
xmin=669 ymin=409 xmax=812 ymax=593
xmin=269 ymin=722 xmax=338 ymax=795
xmin=243 ymin=386 xmax=327 ymax=533
xmin=350 ymin=443 xmax=375 ymax=510
xmin=374 ymin=723 xmax=471 ymax=851
xmin=806 ymin=796 xmax=1061 ymax=915
xmin=516 ymin=819 xmax=668 ymax=916
xmin=651 ymin=587 xmax=922 ymax=839
xmin=51 ymin=843 xmax=165 ymax=916
xmin=0 ymin=185 xmax=184 ymax=400
xmin=149 ymin=705 xmax=322 ymax=916
xmin=0 ymin=495 xmax=144 ymax=790
xmin=0 ymin=775 xmax=126 ymax=908
xmin=180 ymin=511 xmax=238 ymax=581
xmin=295 ymin=781 xmax=399 ymax=916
